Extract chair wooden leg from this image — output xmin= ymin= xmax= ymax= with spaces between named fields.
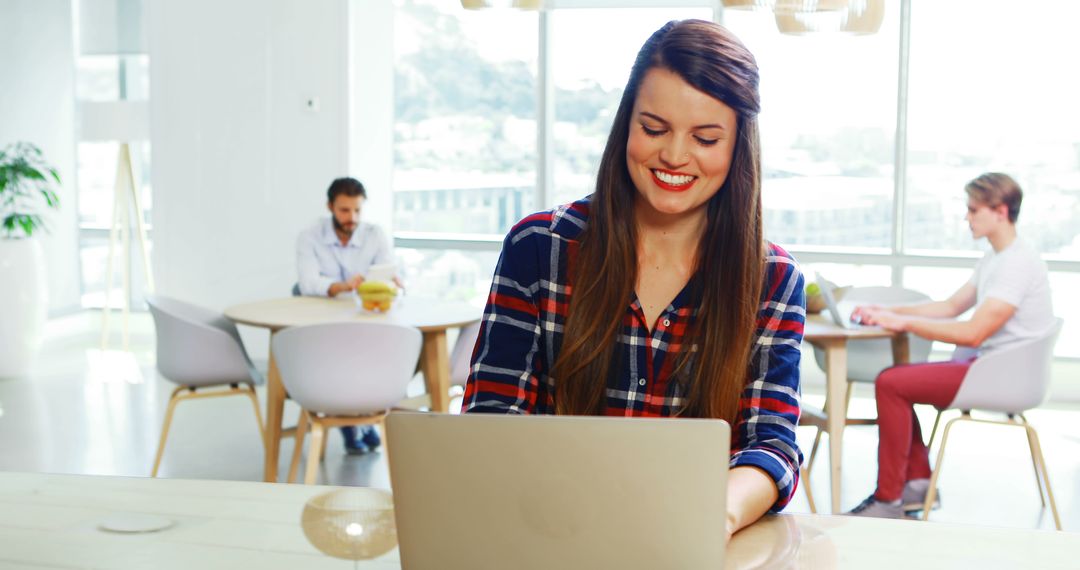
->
xmin=304 ymin=421 xmax=326 ymax=485
xmin=844 ymin=382 xmax=854 ymax=416
xmin=922 ymin=415 xmax=960 ymax=520
xmin=1018 ymin=414 xmax=1046 ymax=507
xmin=242 ymin=385 xmax=267 ymax=453
xmin=927 ymin=410 xmax=944 ymax=450
xmin=319 ymin=427 xmax=329 ymax=462
xmin=1024 ymin=424 xmax=1062 ymax=531
xmin=151 ymin=387 xmax=185 ymax=477
xmin=801 ymin=465 xmax=817 ymax=514
xmin=806 ymin=428 xmax=823 ymax=474
xmin=377 ymin=417 xmax=390 ymax=465
xmin=288 ymin=410 xmax=310 ymax=484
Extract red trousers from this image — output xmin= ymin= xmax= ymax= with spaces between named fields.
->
xmin=872 ymin=359 xmax=973 ymax=501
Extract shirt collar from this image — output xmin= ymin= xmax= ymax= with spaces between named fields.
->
xmin=321 ymin=217 xmax=363 ymax=248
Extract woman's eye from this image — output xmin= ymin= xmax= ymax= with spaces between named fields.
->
xmin=694 ymin=136 xmax=719 ymax=146
xmin=640 ymin=124 xmax=665 ymax=137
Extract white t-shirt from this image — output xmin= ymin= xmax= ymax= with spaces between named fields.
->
xmin=969 ymin=237 xmax=1055 ymax=354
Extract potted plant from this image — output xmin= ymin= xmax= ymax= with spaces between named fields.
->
xmin=0 ymin=142 xmax=61 ymax=378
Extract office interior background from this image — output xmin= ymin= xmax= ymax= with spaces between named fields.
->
xmin=1 ymin=0 xmax=1078 ymax=525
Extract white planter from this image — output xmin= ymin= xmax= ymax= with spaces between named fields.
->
xmin=0 ymin=238 xmax=48 ymax=378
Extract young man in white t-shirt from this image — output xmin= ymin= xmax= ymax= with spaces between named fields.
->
xmin=846 ymin=172 xmax=1055 ymax=519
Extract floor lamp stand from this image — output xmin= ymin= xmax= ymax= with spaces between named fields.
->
xmin=101 ymin=142 xmax=154 ymax=350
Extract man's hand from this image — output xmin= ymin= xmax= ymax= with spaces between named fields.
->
xmin=346 ymin=274 xmax=366 ymax=289
xmin=850 ymin=304 xmax=882 ymax=324
xmin=860 ymin=308 xmax=909 ymax=332
xmin=327 ymin=274 xmax=366 ymax=297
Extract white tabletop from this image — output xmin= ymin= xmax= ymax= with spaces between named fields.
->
xmin=224 ymin=296 xmax=481 ymax=333
xmin=0 ymin=472 xmax=1074 ymax=569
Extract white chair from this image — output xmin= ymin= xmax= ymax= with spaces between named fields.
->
xmin=802 ymin=286 xmax=933 ymax=511
xmin=921 ymin=318 xmax=1064 ymax=529
xmin=449 ymin=320 xmax=482 ymax=395
xmin=146 ymin=295 xmax=266 ymax=477
xmin=272 ymin=322 xmax=422 ymax=484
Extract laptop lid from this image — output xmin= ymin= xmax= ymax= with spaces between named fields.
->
xmin=816 ymin=272 xmax=850 ymax=328
xmin=387 ymin=412 xmax=730 ymax=570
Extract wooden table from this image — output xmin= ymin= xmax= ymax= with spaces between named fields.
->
xmin=802 ymin=314 xmax=910 ymax=514
xmin=2 ymin=472 xmax=1073 ymax=569
xmin=225 ymin=296 xmax=480 ymax=483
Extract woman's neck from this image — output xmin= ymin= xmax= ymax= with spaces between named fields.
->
xmin=633 ymin=200 xmax=707 ymax=259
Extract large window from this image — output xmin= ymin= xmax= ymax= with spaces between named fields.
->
xmin=725 ymin=3 xmax=900 ymax=251
xmin=389 ymin=1 xmax=1079 ymax=358
xmin=905 ymin=0 xmax=1080 ymax=257
xmin=393 ymin=0 xmax=538 ymax=237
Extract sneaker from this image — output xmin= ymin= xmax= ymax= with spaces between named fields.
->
xmin=341 ymin=426 xmax=371 ymax=455
xmin=901 ymin=478 xmax=941 ymax=512
xmin=359 ymin=425 xmax=382 ymax=451
xmin=846 ymin=495 xmax=907 ymax=519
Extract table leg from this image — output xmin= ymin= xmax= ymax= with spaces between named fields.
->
xmin=823 ymin=340 xmax=848 ymax=514
xmin=419 ymin=330 xmax=451 ymax=413
xmin=263 ymin=342 xmax=286 ymax=483
xmin=890 ymin=332 xmax=910 ymax=365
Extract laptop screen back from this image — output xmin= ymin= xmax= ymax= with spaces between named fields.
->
xmin=387 ymin=412 xmax=730 ymax=570
xmin=816 ymin=273 xmax=848 ymax=328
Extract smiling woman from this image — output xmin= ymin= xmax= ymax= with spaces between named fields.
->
xmin=626 ymin=67 xmax=738 ymax=220
xmin=462 ymin=19 xmax=806 ymax=541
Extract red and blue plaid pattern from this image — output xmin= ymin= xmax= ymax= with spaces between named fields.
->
xmin=463 ymin=199 xmax=805 ymax=510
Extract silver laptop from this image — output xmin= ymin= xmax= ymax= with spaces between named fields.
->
xmin=387 ymin=412 xmax=730 ymax=570
xmin=817 ymin=273 xmax=868 ymax=329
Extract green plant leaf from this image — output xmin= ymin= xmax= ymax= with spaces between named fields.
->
xmin=0 ymin=141 xmax=62 ymax=237
xmin=40 ymin=188 xmax=59 ymax=207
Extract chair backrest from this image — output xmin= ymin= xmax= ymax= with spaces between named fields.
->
xmin=811 ymin=286 xmax=934 ymax=382
xmin=271 ymin=322 xmax=422 ymax=416
xmin=146 ymin=295 xmax=256 ymax=387
xmin=449 ymin=321 xmax=482 ymax=388
xmin=947 ymin=318 xmax=1063 ymax=413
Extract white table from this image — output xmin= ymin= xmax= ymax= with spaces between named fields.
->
xmin=224 ymin=296 xmax=480 ymax=483
xmin=1 ymin=472 xmax=1074 ymax=569
xmin=801 ymin=314 xmax=911 ymax=514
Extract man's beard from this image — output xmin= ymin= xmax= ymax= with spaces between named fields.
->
xmin=333 ymin=217 xmax=357 ymax=236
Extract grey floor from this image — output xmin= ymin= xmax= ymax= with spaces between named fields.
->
xmin=2 ymin=311 xmax=1078 ymax=533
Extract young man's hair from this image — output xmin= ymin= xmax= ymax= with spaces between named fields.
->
xmin=965 ymin=172 xmax=1022 ymax=223
xmin=327 ymin=177 xmax=367 ymax=204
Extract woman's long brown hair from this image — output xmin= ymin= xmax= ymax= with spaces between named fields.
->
xmin=552 ymin=20 xmax=764 ymax=424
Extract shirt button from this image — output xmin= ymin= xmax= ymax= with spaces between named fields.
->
xmin=662 ymin=318 xmax=671 ymax=327
xmin=638 ymin=378 xmax=647 ymax=386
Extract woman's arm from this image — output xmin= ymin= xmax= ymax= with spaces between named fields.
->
xmin=726 ymin=466 xmax=779 ymax=539
xmin=728 ymin=247 xmax=805 ymax=535
xmin=461 ymin=220 xmax=548 ymax=414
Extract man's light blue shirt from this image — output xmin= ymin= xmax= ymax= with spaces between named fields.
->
xmin=296 ymin=218 xmax=393 ymax=297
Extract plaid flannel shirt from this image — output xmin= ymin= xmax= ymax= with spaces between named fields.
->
xmin=462 ymin=198 xmax=805 ymax=510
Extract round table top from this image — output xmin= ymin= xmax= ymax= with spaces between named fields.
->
xmin=224 ymin=296 xmax=482 ymax=332
xmin=803 ymin=313 xmax=901 ymax=341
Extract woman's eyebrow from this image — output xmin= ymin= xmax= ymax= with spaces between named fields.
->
xmin=638 ymin=111 xmax=725 ymax=131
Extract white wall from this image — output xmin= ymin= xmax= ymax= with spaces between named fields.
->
xmin=349 ymin=0 xmax=395 ymax=231
xmin=148 ymin=0 xmax=352 ymax=311
xmin=0 ymin=0 xmax=82 ymax=315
